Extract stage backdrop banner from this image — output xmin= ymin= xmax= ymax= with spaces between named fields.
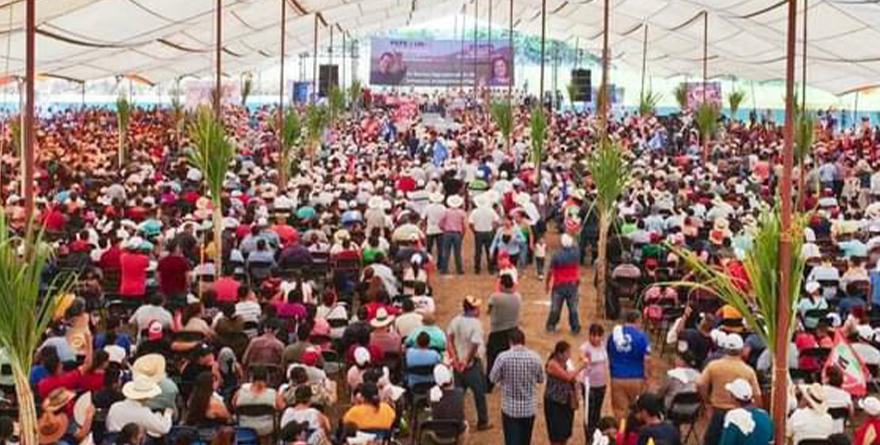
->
xmin=686 ymin=82 xmax=722 ymax=109
xmin=370 ymin=37 xmax=514 ymax=87
xmin=186 ymin=81 xmax=240 ymax=110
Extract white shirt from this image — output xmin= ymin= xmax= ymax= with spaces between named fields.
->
xmin=129 ymin=305 xmax=173 ymax=332
xmin=852 ymin=342 xmax=880 ymax=365
xmin=469 ymin=207 xmax=500 ymax=233
xmin=424 ymin=203 xmax=447 ymax=235
xmin=787 ymin=407 xmax=834 ymax=445
xmin=107 ymin=399 xmax=173 ymax=437
xmin=235 ymin=300 xmax=262 ymax=324
xmin=823 ymin=385 xmax=852 ymax=434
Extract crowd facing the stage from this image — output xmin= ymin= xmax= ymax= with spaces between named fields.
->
xmin=1 ymin=90 xmax=880 ymax=445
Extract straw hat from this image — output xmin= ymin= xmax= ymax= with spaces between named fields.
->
xmin=429 ymin=192 xmax=445 ymax=204
xmin=132 ymin=354 xmax=167 ymax=383
xmin=122 ymin=376 xmax=162 ymax=400
xmin=370 ymin=308 xmax=395 ymax=329
xmin=860 ymin=396 xmax=880 ymax=416
xmin=73 ymin=392 xmax=93 ymax=426
xmin=43 ymin=387 xmax=75 ymax=413
xmin=800 ymin=383 xmax=827 ymax=411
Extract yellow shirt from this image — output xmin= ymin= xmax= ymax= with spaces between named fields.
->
xmin=697 ymin=356 xmax=761 ymax=410
xmin=342 ymin=403 xmax=396 ymax=430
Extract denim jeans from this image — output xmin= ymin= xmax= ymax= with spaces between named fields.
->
xmin=546 ymin=285 xmax=581 ymax=333
xmin=473 ymin=231 xmax=495 ymax=273
xmin=440 ymin=231 xmax=464 ymax=274
xmin=502 ymin=413 xmax=535 ymax=445
xmin=426 ymin=233 xmax=442 ymax=261
xmin=454 ymin=358 xmax=490 ymax=427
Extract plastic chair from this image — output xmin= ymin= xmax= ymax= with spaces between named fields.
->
xmin=417 ymin=420 xmax=466 ymax=445
xmin=235 ymin=404 xmax=279 ymax=441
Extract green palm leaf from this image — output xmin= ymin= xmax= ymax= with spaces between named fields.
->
xmin=305 ymin=104 xmax=328 ymax=159
xmin=116 ymin=96 xmax=131 ymax=168
xmin=530 ymin=106 xmax=547 ymax=183
xmin=490 ymin=100 xmax=514 ymax=153
xmin=0 ymin=211 xmax=73 ymax=445
xmin=728 ymin=90 xmax=746 ymax=120
xmin=349 ymin=80 xmax=362 ymax=113
xmin=673 ymin=83 xmax=688 ymax=111
xmin=639 ymin=90 xmax=662 ymax=116
xmin=278 ymin=107 xmax=302 ymax=187
xmin=187 ymin=106 xmax=237 ymax=270
xmin=695 ymin=102 xmax=720 ymax=142
xmin=670 ymin=207 xmax=807 ymax=355
xmin=328 ymin=85 xmax=345 ymax=123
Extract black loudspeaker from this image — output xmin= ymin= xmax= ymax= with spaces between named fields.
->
xmin=571 ymin=69 xmax=591 ymax=102
xmin=318 ymin=65 xmax=339 ymax=97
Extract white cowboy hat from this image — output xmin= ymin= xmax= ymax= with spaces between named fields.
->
xmin=122 ymin=376 xmax=162 ymax=400
xmin=370 ymin=308 xmax=395 ymax=329
xmin=429 ymin=192 xmax=445 ymax=204
xmin=447 ymin=195 xmax=464 ymax=208
xmin=132 ymin=354 xmax=167 ymax=383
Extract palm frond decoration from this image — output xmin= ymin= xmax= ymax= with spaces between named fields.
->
xmin=588 ymin=138 xmax=632 ymax=319
xmin=9 ymin=115 xmax=21 ymax=155
xmin=170 ymin=89 xmax=185 ymax=148
xmin=567 ymin=83 xmax=578 ymax=105
xmin=241 ymin=76 xmax=254 ymax=107
xmin=728 ymin=90 xmax=746 ymax=121
xmin=349 ymin=80 xmax=363 ymax=114
xmin=0 ymin=211 xmax=74 ymax=445
xmin=490 ymin=100 xmax=514 ymax=154
xmin=278 ymin=107 xmax=302 ymax=188
xmin=639 ymin=90 xmax=662 ymax=116
xmin=187 ymin=106 xmax=237 ymax=271
xmin=673 ymin=83 xmax=688 ymax=111
xmin=116 ymin=96 xmax=131 ymax=169
xmin=530 ymin=105 xmax=547 ymax=184
xmin=328 ymin=85 xmax=345 ymax=123
xmin=670 ymin=207 xmax=807 ymax=357
xmin=305 ymin=104 xmax=329 ymax=160
xmin=695 ymin=102 xmax=720 ymax=162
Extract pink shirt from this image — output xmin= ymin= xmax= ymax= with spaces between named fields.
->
xmin=439 ymin=208 xmax=467 ymax=233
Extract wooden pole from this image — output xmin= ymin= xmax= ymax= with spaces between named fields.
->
xmin=329 ymin=26 xmax=334 ymax=68
xmin=773 ymin=1 xmax=797 ymax=444
xmin=801 ymin=0 xmax=807 ymax=110
xmin=279 ymin=0 xmax=286 ymax=128
xmin=312 ymin=14 xmax=318 ymax=104
xmin=23 ymin=0 xmax=35 ymax=226
xmin=488 ymin=0 xmax=493 ymax=103
xmin=508 ymin=0 xmax=513 ymax=102
xmin=702 ymin=11 xmax=708 ymax=107
xmin=539 ymin=0 xmax=546 ymax=104
xmin=473 ymin=0 xmax=479 ymax=97
xmin=640 ymin=24 xmax=648 ymax=101
xmin=599 ymin=0 xmax=610 ymax=135
xmin=342 ymin=30 xmax=347 ymax=90
xmin=215 ymin=0 xmax=222 ymax=118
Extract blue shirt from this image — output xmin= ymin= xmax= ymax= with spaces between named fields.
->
xmin=405 ymin=348 xmax=441 ymax=387
xmin=606 ymin=326 xmax=651 ymax=379
xmin=870 ymin=270 xmax=880 ymax=305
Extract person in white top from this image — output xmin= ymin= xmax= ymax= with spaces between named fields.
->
xmin=469 ymin=193 xmax=500 ymax=274
xmin=424 ymin=192 xmax=447 ymax=259
xmin=280 ymin=386 xmax=331 ymax=439
xmin=853 ymin=325 xmax=880 ymax=365
xmin=787 ymin=383 xmax=834 ymax=445
xmin=107 ymin=377 xmax=173 ymax=437
xmin=822 ymin=367 xmax=853 ymax=434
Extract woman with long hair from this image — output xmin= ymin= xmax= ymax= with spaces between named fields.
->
xmin=185 ymin=371 xmax=231 ymax=427
xmin=233 ymin=367 xmax=285 ymax=438
xmin=342 ymin=382 xmax=396 ymax=433
xmin=545 ymin=341 xmax=587 ymax=445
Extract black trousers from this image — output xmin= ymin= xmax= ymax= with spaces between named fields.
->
xmin=502 ymin=413 xmax=535 ymax=445
xmin=486 ymin=328 xmax=514 ymax=391
xmin=703 ymin=408 xmax=729 ymax=445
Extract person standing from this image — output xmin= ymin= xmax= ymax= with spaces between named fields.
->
xmin=544 ymin=341 xmax=587 ymax=445
xmin=490 ymin=328 xmax=544 ymax=445
xmin=606 ymin=310 xmax=651 ymax=419
xmin=545 ymin=234 xmax=582 ymax=334
xmin=469 ymin=193 xmax=500 ymax=274
xmin=487 ymin=274 xmax=522 ymax=392
xmin=446 ymin=295 xmax=492 ymax=431
xmin=719 ymin=379 xmax=774 ymax=445
xmin=424 ymin=192 xmax=447 ymax=261
xmin=439 ymin=195 xmax=467 ymax=275
xmin=697 ymin=333 xmax=762 ymax=445
xmin=581 ymin=323 xmax=609 ymax=437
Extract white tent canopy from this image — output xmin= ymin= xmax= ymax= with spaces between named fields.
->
xmin=0 ymin=0 xmax=878 ymax=95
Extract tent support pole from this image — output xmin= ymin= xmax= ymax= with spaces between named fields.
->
xmin=215 ymin=0 xmax=222 ymax=118
xmin=460 ymin=4 xmax=466 ymax=91
xmin=801 ymin=0 xmax=807 ymax=110
xmin=640 ymin=24 xmax=648 ymax=100
xmin=312 ymin=14 xmax=318 ymax=104
xmin=702 ymin=11 xmax=708 ymax=106
xmin=342 ymin=30 xmax=347 ymax=91
xmin=473 ymin=0 xmax=479 ymax=97
xmin=539 ymin=0 xmax=546 ymax=104
xmin=774 ymin=2 xmax=797 ymax=445
xmin=508 ymin=0 xmax=513 ymax=102
xmin=279 ymin=0 xmax=286 ymax=128
xmin=599 ymin=0 xmax=610 ymax=136
xmin=488 ymin=0 xmax=492 ymax=104
xmin=23 ymin=0 xmax=35 ymax=230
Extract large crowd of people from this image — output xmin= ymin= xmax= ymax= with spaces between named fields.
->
xmin=1 ymin=88 xmax=880 ymax=445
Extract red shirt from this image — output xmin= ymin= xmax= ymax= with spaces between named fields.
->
xmin=157 ymin=254 xmax=189 ymax=296
xmin=79 ymin=370 xmax=105 ymax=392
xmin=43 ymin=209 xmax=67 ymax=232
xmin=37 ymin=369 xmax=82 ymax=400
xmin=213 ymin=277 xmax=241 ymax=303
xmin=119 ymin=252 xmax=149 ymax=297
xmin=271 ymin=225 xmax=298 ymax=247
xmin=99 ymin=245 xmax=122 ymax=272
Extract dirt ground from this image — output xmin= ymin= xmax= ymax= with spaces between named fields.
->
xmin=428 ymin=231 xmax=672 ymax=445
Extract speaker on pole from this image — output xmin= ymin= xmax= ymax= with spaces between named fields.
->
xmin=318 ymin=64 xmax=339 ymax=97
xmin=571 ymin=69 xmax=591 ymax=102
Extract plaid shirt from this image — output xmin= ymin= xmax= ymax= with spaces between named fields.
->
xmin=489 ymin=345 xmax=545 ymax=418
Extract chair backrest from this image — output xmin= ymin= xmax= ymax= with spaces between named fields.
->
xmin=419 ymin=420 xmax=465 ymax=444
xmin=667 ymin=392 xmax=702 ymax=422
xmin=235 ymin=403 xmax=277 ymax=418
xmin=797 ymin=440 xmax=831 ymax=445
xmin=828 ymin=407 xmax=849 ymax=421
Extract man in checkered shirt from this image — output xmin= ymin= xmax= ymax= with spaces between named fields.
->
xmin=489 ymin=328 xmax=545 ymax=445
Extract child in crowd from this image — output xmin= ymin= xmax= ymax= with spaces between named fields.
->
xmin=535 ymin=234 xmax=546 ymax=280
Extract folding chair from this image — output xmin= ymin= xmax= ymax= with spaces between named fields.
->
xmin=666 ymin=392 xmax=703 ymax=445
xmin=417 ymin=420 xmax=466 ymax=445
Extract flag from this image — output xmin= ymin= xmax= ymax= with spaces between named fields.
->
xmin=823 ymin=329 xmax=869 ymax=397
